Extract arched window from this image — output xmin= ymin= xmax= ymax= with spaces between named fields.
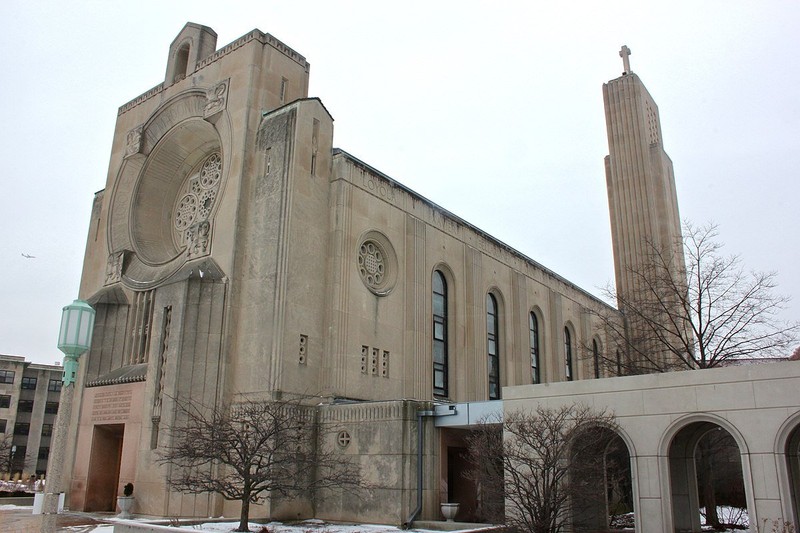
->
xmin=529 ymin=312 xmax=540 ymax=384
xmin=593 ymin=339 xmax=600 ymax=379
xmin=487 ymin=294 xmax=500 ymax=400
xmin=173 ymin=43 xmax=190 ymax=82
xmin=564 ymin=327 xmax=573 ymax=381
xmin=432 ymin=271 xmax=448 ymax=397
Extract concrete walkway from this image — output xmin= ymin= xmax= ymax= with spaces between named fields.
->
xmin=0 ymin=506 xmax=112 ymax=532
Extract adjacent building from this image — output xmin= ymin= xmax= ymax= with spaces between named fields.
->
xmin=0 ymin=354 xmax=62 ymax=478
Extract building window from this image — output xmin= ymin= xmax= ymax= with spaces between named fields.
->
xmin=280 ymin=77 xmax=288 ymax=104
xmin=38 ymin=447 xmax=49 ymax=460
xmin=487 ymin=293 xmax=500 ymax=400
xmin=21 ymin=377 xmax=37 ymax=390
xmin=127 ymin=289 xmax=155 ymax=364
xmin=0 ymin=395 xmax=10 ymax=408
xmin=18 ymin=400 xmax=34 ymax=413
xmin=41 ymin=424 xmax=53 ymax=437
xmin=44 ymin=402 xmax=59 ymax=414
xmin=616 ymin=349 xmax=623 ymax=376
xmin=0 ymin=370 xmax=14 ymax=384
xmin=593 ymin=340 xmax=600 ymax=379
xmin=564 ymin=327 xmax=573 ymax=381
xmin=529 ymin=312 xmax=540 ymax=384
xmin=0 ymin=419 xmax=6 ymax=432
xmin=48 ymin=379 xmax=62 ymax=392
xmin=14 ymin=422 xmax=30 ymax=435
xmin=432 ymin=271 xmax=449 ymax=397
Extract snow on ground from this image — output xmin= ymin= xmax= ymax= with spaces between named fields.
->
xmin=0 ymin=504 xmax=32 ymax=510
xmin=700 ymin=505 xmax=749 ymax=529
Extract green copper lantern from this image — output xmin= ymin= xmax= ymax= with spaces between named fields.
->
xmin=57 ymin=299 xmax=96 ymax=386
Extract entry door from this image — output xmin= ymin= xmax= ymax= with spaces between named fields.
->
xmin=84 ymin=424 xmax=124 ymax=511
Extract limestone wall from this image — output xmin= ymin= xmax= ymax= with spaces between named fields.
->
xmin=504 ymin=361 xmax=800 ymax=530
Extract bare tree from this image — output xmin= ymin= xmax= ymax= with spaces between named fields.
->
xmin=157 ymin=395 xmax=360 ymax=532
xmin=0 ymin=435 xmax=13 ymax=475
xmin=597 ymin=222 xmax=798 ymax=373
xmin=466 ymin=404 xmax=628 ymax=533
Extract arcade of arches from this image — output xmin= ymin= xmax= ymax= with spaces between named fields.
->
xmin=503 ymin=361 xmax=800 ymax=531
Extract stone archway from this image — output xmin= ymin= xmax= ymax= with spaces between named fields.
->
xmin=785 ymin=423 xmax=800 ymax=526
xmin=571 ymin=426 xmax=635 ymax=531
xmin=667 ymin=421 xmax=748 ymax=532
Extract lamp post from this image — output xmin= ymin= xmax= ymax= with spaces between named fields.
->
xmin=41 ymin=299 xmax=95 ymax=532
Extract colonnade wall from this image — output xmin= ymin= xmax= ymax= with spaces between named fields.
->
xmin=503 ymin=361 xmax=800 ymax=531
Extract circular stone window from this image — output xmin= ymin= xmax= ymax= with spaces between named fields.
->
xmin=172 ymin=152 xmax=223 ymax=248
xmin=357 ymin=231 xmax=397 ymax=296
xmin=337 ymin=430 xmax=352 ymax=448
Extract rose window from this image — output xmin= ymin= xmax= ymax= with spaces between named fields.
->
xmin=199 ymin=153 xmax=222 ymax=188
xmin=174 ymin=194 xmax=197 ymax=230
xmin=358 ymin=241 xmax=385 ymax=287
xmin=197 ymin=189 xmax=217 ymax=220
xmin=173 ymin=152 xmax=222 ymax=246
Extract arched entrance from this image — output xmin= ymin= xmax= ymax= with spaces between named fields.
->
xmin=668 ymin=421 xmax=748 ymax=532
xmin=786 ymin=423 xmax=800 ymax=526
xmin=571 ymin=427 xmax=635 ymax=531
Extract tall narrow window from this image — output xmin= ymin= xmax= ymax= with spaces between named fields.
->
xmin=593 ymin=340 xmax=600 ymax=379
xmin=280 ymin=77 xmax=288 ymax=105
xmin=487 ymin=294 xmax=500 ymax=400
xmin=616 ymin=349 xmax=622 ymax=376
xmin=311 ymin=118 xmax=320 ymax=176
xmin=432 ymin=271 xmax=448 ymax=397
xmin=564 ymin=327 xmax=573 ymax=381
xmin=127 ymin=290 xmax=155 ymax=364
xmin=529 ymin=312 xmax=540 ymax=384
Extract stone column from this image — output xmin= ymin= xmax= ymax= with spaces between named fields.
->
xmin=40 ymin=382 xmax=75 ymax=532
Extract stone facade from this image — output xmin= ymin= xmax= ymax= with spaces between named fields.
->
xmin=65 ymin=23 xmax=619 ymax=523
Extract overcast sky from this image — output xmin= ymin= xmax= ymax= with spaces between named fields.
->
xmin=1 ymin=1 xmax=798 ymax=366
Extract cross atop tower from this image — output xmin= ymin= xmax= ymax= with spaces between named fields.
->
xmin=619 ymin=45 xmax=632 ymax=74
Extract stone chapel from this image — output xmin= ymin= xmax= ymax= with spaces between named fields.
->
xmin=61 ymin=24 xmax=800 ymax=532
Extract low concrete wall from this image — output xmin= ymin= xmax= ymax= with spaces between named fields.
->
xmin=113 ymin=519 xmax=265 ymax=532
xmin=113 ymin=524 xmax=183 ymax=533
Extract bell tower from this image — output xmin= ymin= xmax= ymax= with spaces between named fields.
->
xmin=164 ymin=23 xmax=218 ymax=84
xmin=603 ymin=46 xmax=687 ymax=369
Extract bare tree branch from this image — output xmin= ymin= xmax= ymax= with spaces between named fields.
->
xmin=466 ymin=405 xmax=629 ymax=533
xmin=594 ymin=221 xmax=798 ymax=373
xmin=157 ymin=395 xmax=361 ymax=532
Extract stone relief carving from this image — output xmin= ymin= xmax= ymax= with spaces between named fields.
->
xmin=204 ymin=80 xmax=228 ymax=118
xmin=362 ymin=173 xmax=396 ymax=202
xmin=186 ymin=220 xmax=211 ymax=258
xmin=105 ymin=251 xmax=126 ymax=284
xmin=125 ymin=126 xmax=143 ymax=157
